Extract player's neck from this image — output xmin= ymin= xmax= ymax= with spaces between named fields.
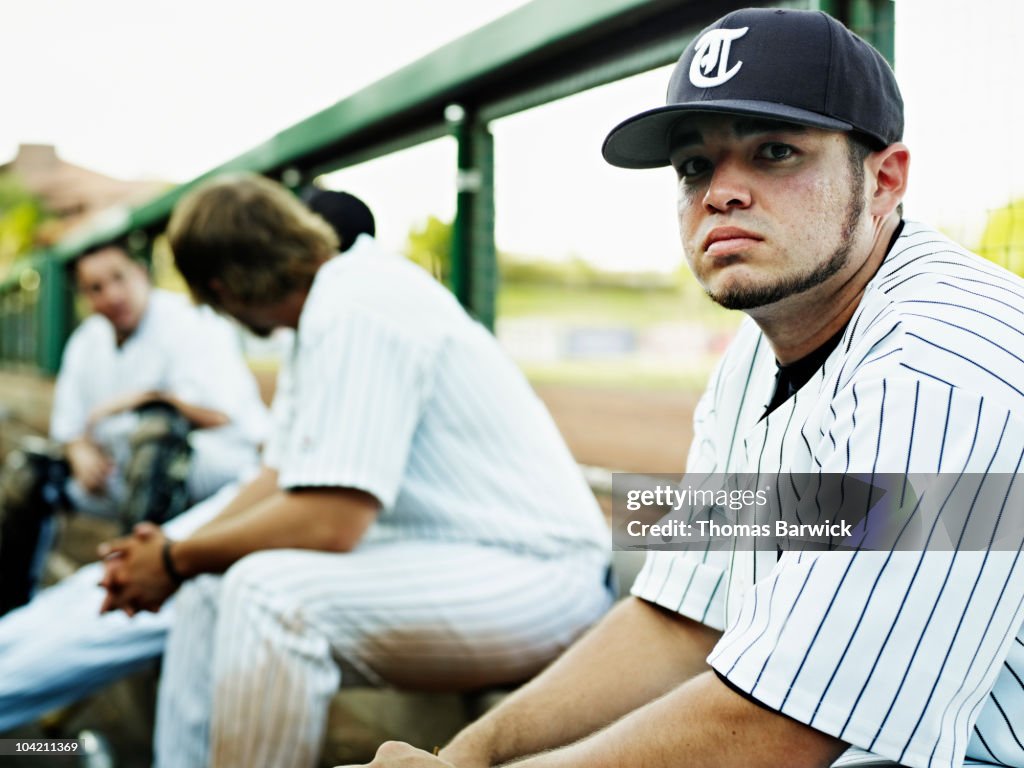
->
xmin=755 ymin=215 xmax=900 ymax=365
xmin=112 ymin=290 xmax=151 ymax=347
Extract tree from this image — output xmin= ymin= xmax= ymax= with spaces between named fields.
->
xmin=0 ymin=173 xmax=46 ymax=275
xmin=978 ymin=198 xmax=1024 ymax=277
xmin=404 ymin=215 xmax=452 ymax=284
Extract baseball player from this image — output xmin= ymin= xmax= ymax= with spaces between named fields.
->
xmin=348 ymin=8 xmax=1024 ymax=768
xmin=0 ymin=242 xmax=270 ymax=731
xmin=0 ymin=242 xmax=269 ymax=615
xmin=0 ymin=191 xmax=377 ymax=736
xmin=97 ymin=174 xmax=613 ymax=768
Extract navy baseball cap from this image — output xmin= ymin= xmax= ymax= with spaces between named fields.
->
xmin=301 ymin=188 xmax=376 ymax=252
xmin=602 ymin=7 xmax=904 ymax=169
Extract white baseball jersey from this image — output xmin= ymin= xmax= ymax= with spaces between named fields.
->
xmin=632 ymin=222 xmax=1024 ymax=768
xmin=155 ymin=236 xmax=613 ymax=768
xmin=51 ymin=288 xmax=269 ymax=501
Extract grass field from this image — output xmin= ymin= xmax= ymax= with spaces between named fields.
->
xmin=518 ymin=358 xmax=718 ymax=392
xmin=497 ymin=281 xmax=740 ymax=392
xmin=497 ymin=282 xmax=740 ymax=329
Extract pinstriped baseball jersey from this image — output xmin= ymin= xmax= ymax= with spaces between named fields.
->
xmin=632 ymin=221 xmax=1024 ymax=768
xmin=154 ymin=234 xmax=615 ymax=768
xmin=263 ymin=234 xmax=610 ymax=561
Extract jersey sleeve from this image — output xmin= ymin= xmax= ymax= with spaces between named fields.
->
xmin=630 ymin=350 xmax=732 ymax=630
xmin=274 ymin=309 xmax=435 ymax=508
xmin=708 ymin=376 xmax=1024 ymax=768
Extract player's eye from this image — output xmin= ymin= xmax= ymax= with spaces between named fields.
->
xmin=674 ymin=156 xmax=713 ymax=180
xmin=756 ymin=143 xmax=796 ymax=161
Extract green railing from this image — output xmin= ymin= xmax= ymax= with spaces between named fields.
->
xmin=0 ymin=0 xmax=894 ymax=375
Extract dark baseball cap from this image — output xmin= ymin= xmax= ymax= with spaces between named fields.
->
xmin=301 ymin=188 xmax=376 ymax=252
xmin=602 ymin=7 xmax=904 ymax=169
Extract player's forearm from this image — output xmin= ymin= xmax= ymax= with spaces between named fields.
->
xmin=169 ymin=487 xmax=378 ymax=578
xmin=441 ymin=598 xmax=720 ymax=767
xmin=509 ymin=671 xmax=847 ymax=768
xmin=85 ymin=390 xmax=229 ymax=430
xmin=194 ymin=465 xmax=279 ymax=534
xmin=156 ymin=393 xmax=230 ymax=430
xmin=64 ymin=435 xmax=98 ymax=456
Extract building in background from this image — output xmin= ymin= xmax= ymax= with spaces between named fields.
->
xmin=0 ymin=143 xmax=167 ymax=263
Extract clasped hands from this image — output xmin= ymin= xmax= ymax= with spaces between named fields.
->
xmin=98 ymin=522 xmax=179 ymax=616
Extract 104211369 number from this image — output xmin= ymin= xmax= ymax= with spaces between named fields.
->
xmin=7 ymin=739 xmax=80 ymax=753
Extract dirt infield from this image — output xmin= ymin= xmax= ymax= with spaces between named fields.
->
xmin=533 ymin=384 xmax=699 ymax=474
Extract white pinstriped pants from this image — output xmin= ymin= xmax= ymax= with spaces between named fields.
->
xmin=154 ymin=542 xmax=613 ymax=768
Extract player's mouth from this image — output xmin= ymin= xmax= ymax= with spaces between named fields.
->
xmin=107 ymin=306 xmax=130 ymax=324
xmin=703 ymin=227 xmax=763 ymax=258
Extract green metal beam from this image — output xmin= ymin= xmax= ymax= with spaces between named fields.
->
xmin=450 ymin=111 xmax=497 ymax=329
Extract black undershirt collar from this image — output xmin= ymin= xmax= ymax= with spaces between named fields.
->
xmin=762 ymin=324 xmax=847 ymax=419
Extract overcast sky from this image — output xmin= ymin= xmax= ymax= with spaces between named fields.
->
xmin=2 ymin=0 xmax=1021 ymax=271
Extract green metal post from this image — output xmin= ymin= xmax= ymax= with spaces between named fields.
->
xmin=450 ymin=108 xmax=497 ymax=331
xmin=37 ymin=258 xmax=71 ymax=375
xmin=814 ymin=0 xmax=894 ymax=65
xmin=1 ymin=294 xmax=11 ymax=364
xmin=854 ymin=0 xmax=894 ymax=65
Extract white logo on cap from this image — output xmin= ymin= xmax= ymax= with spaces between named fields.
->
xmin=689 ymin=27 xmax=749 ymax=88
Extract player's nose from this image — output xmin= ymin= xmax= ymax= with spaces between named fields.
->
xmin=703 ymin=159 xmax=753 ymax=213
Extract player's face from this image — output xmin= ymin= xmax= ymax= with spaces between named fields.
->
xmin=669 ymin=114 xmax=867 ymax=311
xmin=213 ymin=290 xmax=302 ymax=339
xmin=214 ymin=297 xmax=278 ymax=338
xmin=75 ymin=247 xmax=150 ymax=338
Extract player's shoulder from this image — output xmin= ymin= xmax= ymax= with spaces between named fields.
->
xmin=836 ymin=221 xmax=1024 ymax=406
xmin=869 ymin=220 xmax=1024 ymax=311
xmin=865 ymin=222 xmax=1021 ymax=333
xmin=134 ymin=289 xmax=207 ymax=340
xmin=302 ymin=237 xmax=471 ymax=343
xmin=147 ymin=288 xmax=202 ymax=319
xmin=62 ymin=313 xmax=112 ymax=359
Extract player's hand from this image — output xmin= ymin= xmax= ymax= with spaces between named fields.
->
xmin=436 ymin=745 xmax=489 ymax=768
xmin=336 ymin=741 xmax=457 ymax=767
xmin=98 ymin=522 xmax=177 ymax=616
xmin=66 ymin=438 xmax=113 ymax=494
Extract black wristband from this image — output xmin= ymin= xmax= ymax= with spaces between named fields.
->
xmin=161 ymin=539 xmax=185 ymax=586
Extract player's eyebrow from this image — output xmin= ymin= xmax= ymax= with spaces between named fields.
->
xmin=670 ymin=117 xmax=809 ymax=150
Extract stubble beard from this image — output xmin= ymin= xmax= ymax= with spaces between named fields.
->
xmin=704 ymin=160 xmax=866 ymax=311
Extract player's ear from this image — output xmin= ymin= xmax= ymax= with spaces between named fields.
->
xmin=867 ymin=142 xmax=909 ymax=219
